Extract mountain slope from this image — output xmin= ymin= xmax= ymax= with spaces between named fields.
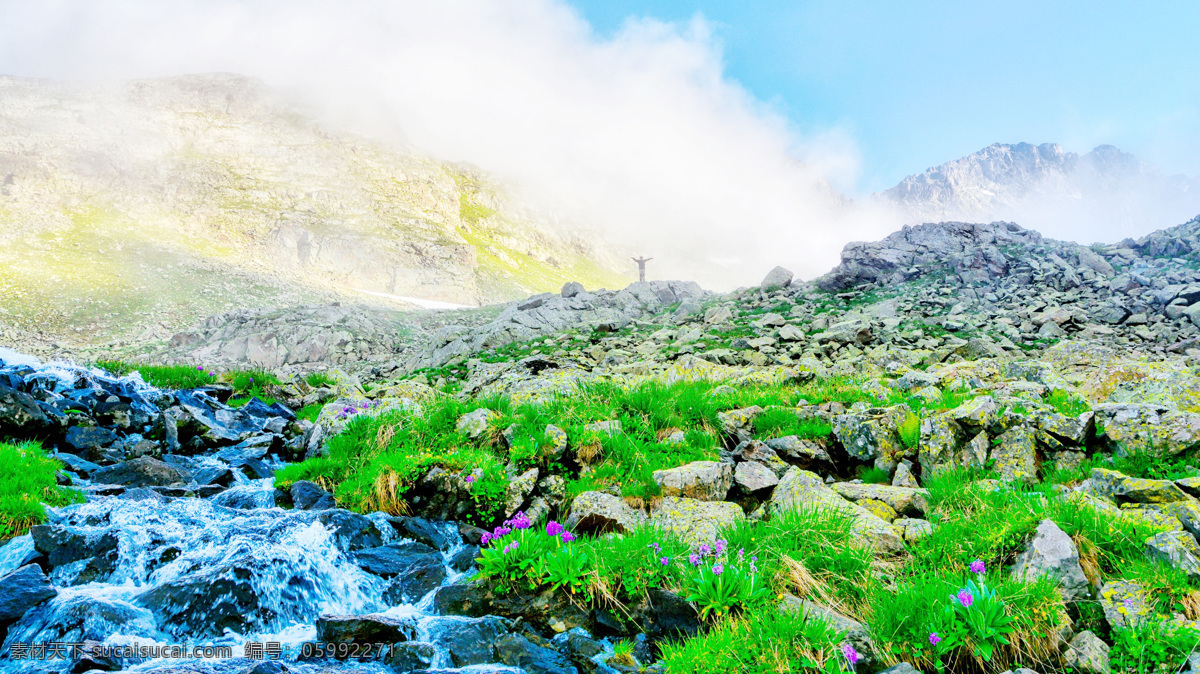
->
xmin=0 ymin=73 xmax=631 ymax=347
xmin=879 ymin=142 xmax=1200 ymax=241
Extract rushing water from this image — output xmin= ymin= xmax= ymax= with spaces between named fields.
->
xmin=0 ymin=350 xmax=547 ymax=673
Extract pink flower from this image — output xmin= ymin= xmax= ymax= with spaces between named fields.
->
xmin=465 ymin=474 xmax=476 ymax=484
xmin=929 ymin=632 xmax=941 ymax=645
xmin=969 ymin=559 xmax=985 ymax=574
xmin=712 ymin=563 xmax=724 ymax=575
xmin=714 ymin=539 xmax=727 ymax=555
xmin=561 ymin=532 xmax=575 ymax=543
xmin=660 ymin=557 xmax=670 ymax=566
xmin=546 ymin=521 xmax=564 ymax=536
xmin=841 ymin=643 xmax=860 ymax=666
xmin=689 ymin=553 xmax=701 ymax=567
xmin=957 ymin=589 xmax=974 ymax=608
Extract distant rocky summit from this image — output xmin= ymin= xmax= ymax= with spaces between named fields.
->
xmin=880 ymin=142 xmax=1200 ymax=240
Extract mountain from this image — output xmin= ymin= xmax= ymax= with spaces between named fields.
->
xmin=879 ymin=142 xmax=1200 ymax=241
xmin=0 ymin=73 xmax=632 ymax=350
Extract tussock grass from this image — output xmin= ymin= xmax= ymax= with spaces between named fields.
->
xmin=0 ymin=441 xmax=84 ymax=539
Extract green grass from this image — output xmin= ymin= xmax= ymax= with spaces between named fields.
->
xmin=660 ymin=608 xmax=843 ymax=673
xmin=95 ymin=360 xmax=281 ymax=399
xmin=305 ymin=372 xmax=336 ymax=389
xmin=296 ymin=403 xmax=324 ymax=423
xmin=0 ymin=441 xmax=84 ymax=539
xmin=1046 ymin=389 xmax=1091 ymax=416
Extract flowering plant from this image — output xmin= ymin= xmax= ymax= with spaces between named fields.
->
xmin=682 ymin=540 xmax=769 ymax=619
xmin=927 ymin=565 xmax=1013 ymax=667
xmin=476 ymin=514 xmax=586 ymax=594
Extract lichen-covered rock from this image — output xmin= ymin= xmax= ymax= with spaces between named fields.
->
xmin=717 ymin=406 xmax=763 ymax=436
xmin=894 ymin=518 xmax=934 ymax=543
xmin=770 ymin=468 xmax=904 ymax=554
xmin=1145 ymin=530 xmax=1200 ymax=581
xmin=650 ymin=497 xmax=745 ymax=547
xmin=765 ymin=435 xmax=831 ymax=465
xmin=947 ymin=396 xmax=999 ymax=430
xmin=833 ymin=407 xmax=908 ymax=463
xmin=734 ymin=461 xmax=780 ymax=493
xmin=1098 ymin=580 xmax=1151 ymax=629
xmin=1009 ymin=519 xmax=1090 ymax=602
xmin=1064 ymin=630 xmax=1110 ymax=674
xmin=857 ymin=498 xmax=898 ymax=523
xmin=542 ymin=425 xmax=568 ymax=460
xmin=564 ymin=491 xmax=646 ymax=534
xmin=991 ymin=425 xmax=1038 ymax=484
xmin=652 ymin=461 xmax=734 ymax=501
xmin=1094 ymin=404 xmax=1200 ymax=456
xmin=830 ymin=483 xmax=929 ymax=516
xmin=505 ymin=468 xmax=539 ymax=517
xmin=456 ymin=408 xmax=498 ymax=439
xmin=1091 ymin=468 xmax=1189 ymax=504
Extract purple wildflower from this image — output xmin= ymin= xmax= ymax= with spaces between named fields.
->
xmin=481 ymin=532 xmax=492 ymax=545
xmin=208 ymin=371 xmax=216 ymax=377
xmin=546 ymin=521 xmax=564 ymax=536
xmin=929 ymin=632 xmax=941 ymax=646
xmin=698 ymin=543 xmax=712 ymax=557
xmin=510 ymin=512 xmax=532 ymax=530
xmin=649 ymin=542 xmax=661 ymax=553
xmin=465 ymin=474 xmax=476 ymax=484
xmin=712 ymin=563 xmax=724 ymax=576
xmin=714 ymin=539 xmax=727 ymax=555
xmin=841 ymin=643 xmax=860 ymax=666
xmin=969 ymin=559 xmax=985 ymax=575
xmin=561 ymin=532 xmax=575 ymax=543
xmin=957 ymin=590 xmax=974 ymax=608
xmin=689 ymin=553 xmax=701 ymax=567
xmin=660 ymin=557 xmax=670 ymax=566
xmin=196 ymin=366 xmax=203 ymax=371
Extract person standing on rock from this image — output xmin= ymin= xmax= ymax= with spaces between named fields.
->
xmin=633 ymin=256 xmax=652 ymax=282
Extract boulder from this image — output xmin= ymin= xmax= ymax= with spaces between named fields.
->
xmin=1009 ymin=520 xmax=1090 ymax=602
xmin=506 ymin=467 xmax=540 ymax=516
xmin=1091 ymin=468 xmax=1189 ymax=504
xmin=315 ymin=613 xmax=417 ymax=645
xmin=426 ymin=615 xmax=510 ymax=667
xmin=734 ymin=461 xmax=780 ymax=493
xmin=769 ymin=468 xmax=904 ymax=554
xmin=1145 ymin=530 xmax=1200 ymax=581
xmin=62 ymin=426 xmax=118 ymax=459
xmin=432 ymin=583 xmax=591 ymax=635
xmin=1098 ymin=580 xmax=1151 ymax=629
xmin=1094 ymin=404 xmax=1200 ymax=455
xmin=456 ymin=408 xmax=498 ymax=439
xmin=290 ymin=481 xmax=336 ymax=510
xmin=652 ymin=461 xmax=734 ymax=501
xmin=717 ymin=406 xmax=762 ymax=436
xmin=833 ymin=407 xmax=907 ymax=463
xmin=991 ymin=425 xmax=1038 ymax=484
xmin=561 ymin=282 xmax=585 ymax=298
xmin=760 ymin=266 xmax=794 ymax=290
xmin=0 ymin=384 xmax=51 ymax=431
xmin=650 ymin=497 xmax=745 ymax=547
xmin=315 ymin=509 xmax=384 ymax=552
xmin=830 ymin=483 xmax=929 ymax=516
xmin=894 ymin=518 xmax=934 ymax=543
xmin=0 ymin=564 xmax=57 ymax=623
xmin=1063 ymin=630 xmax=1110 ymax=674
xmin=386 ymin=642 xmax=438 ymax=672
xmin=494 ymin=633 xmax=577 ymax=674
xmin=564 ymin=491 xmax=647 ymax=534
xmin=90 ymin=456 xmax=187 ymax=488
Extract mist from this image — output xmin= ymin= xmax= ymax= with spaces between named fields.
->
xmin=0 ymin=0 xmax=897 ymax=288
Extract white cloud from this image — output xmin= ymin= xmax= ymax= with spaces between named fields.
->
xmin=0 ymin=0 xmax=885 ymax=287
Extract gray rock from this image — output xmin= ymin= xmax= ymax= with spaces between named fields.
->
xmin=1063 ymin=630 xmax=1110 ymax=674
xmin=561 ymin=281 xmax=585 ymax=298
xmin=734 ymin=461 xmax=780 ymax=493
xmin=564 ymin=491 xmax=646 ymax=534
xmin=0 ymin=564 xmax=57 ymax=623
xmin=650 ymin=497 xmax=745 ymax=547
xmin=1010 ymin=519 xmax=1090 ymax=602
xmin=760 ymin=266 xmax=794 ymax=290
xmin=652 ymin=461 xmax=734 ymax=501
xmin=1145 ymin=530 xmax=1200 ymax=581
xmin=90 ymin=456 xmax=187 ymax=488
xmin=456 ymin=408 xmax=497 ymax=439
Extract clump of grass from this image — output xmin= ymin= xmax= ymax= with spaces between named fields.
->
xmin=296 ymin=403 xmax=324 ymax=423
xmin=660 ymin=608 xmax=842 ymax=673
xmin=0 ymin=441 xmax=84 ymax=538
xmin=753 ymin=407 xmax=833 ymax=441
xmin=859 ymin=466 xmax=892 ymax=485
xmin=305 ymin=371 xmax=337 ymax=389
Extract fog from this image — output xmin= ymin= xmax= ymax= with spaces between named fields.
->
xmin=1 ymin=0 xmax=1197 ymax=289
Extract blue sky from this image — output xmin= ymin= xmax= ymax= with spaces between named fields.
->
xmin=570 ymin=0 xmax=1200 ymax=192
